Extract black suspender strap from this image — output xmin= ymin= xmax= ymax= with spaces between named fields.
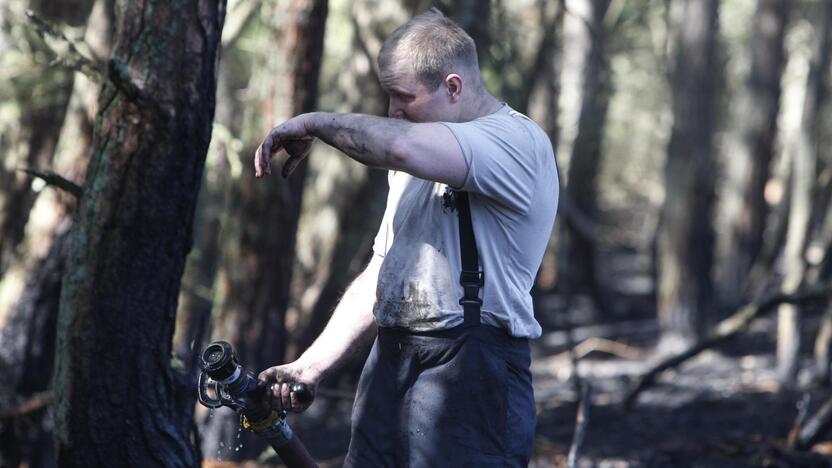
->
xmin=455 ymin=191 xmax=483 ymax=327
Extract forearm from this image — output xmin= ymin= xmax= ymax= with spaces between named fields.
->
xmin=295 ymin=256 xmax=380 ymax=383
xmin=306 ymin=112 xmax=411 ymax=170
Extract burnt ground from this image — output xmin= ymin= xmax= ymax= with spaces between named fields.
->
xmin=204 ymin=313 xmax=832 ymax=468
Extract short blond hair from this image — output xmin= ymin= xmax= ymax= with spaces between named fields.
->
xmin=378 ymin=8 xmax=479 ymax=90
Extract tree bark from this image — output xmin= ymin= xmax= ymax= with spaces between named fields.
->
xmin=0 ymin=223 xmax=70 ymax=467
xmin=656 ymin=0 xmax=719 ymax=347
xmin=0 ymin=0 xmax=112 ymax=465
xmin=719 ymin=0 xmax=789 ymax=296
xmin=776 ymin=0 xmax=832 ymax=384
xmin=53 ymin=0 xmax=225 ymax=465
xmin=563 ymin=0 xmax=610 ymax=305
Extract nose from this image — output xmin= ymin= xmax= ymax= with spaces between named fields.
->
xmin=388 ymin=101 xmax=404 ymax=119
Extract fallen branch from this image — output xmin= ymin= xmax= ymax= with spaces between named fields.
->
xmin=566 ymin=383 xmax=590 ymax=468
xmin=787 ymin=393 xmax=812 ymax=448
xmin=25 ymin=9 xmax=103 ymax=82
xmin=793 ymin=395 xmax=832 ymax=450
xmin=624 ymin=282 xmax=832 ymax=409
xmin=571 ymin=337 xmax=647 ymax=361
xmin=0 ymin=391 xmax=53 ymax=419
xmin=20 ymin=168 xmax=83 ymax=198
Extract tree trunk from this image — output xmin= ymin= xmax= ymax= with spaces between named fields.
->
xmin=53 ymin=0 xmax=225 ymax=465
xmin=656 ymin=0 xmax=719 ymax=347
xmin=200 ymin=0 xmax=328 ymax=461
xmin=527 ymin=0 xmax=563 ymax=315
xmin=719 ymin=0 xmax=789 ymax=297
xmin=0 ymin=223 xmax=70 ymax=467
xmin=563 ymin=0 xmax=610 ymax=305
xmin=776 ymin=0 xmax=832 ymax=384
xmin=0 ymin=0 xmax=112 ymax=465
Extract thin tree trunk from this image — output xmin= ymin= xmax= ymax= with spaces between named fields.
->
xmin=719 ymin=0 xmax=789 ymax=296
xmin=0 ymin=0 xmax=110 ymax=465
xmin=0 ymin=223 xmax=70 ymax=467
xmin=656 ymin=0 xmax=719 ymax=347
xmin=564 ymin=0 xmax=610 ymax=305
xmin=776 ymin=0 xmax=832 ymax=384
xmin=53 ymin=0 xmax=225 ymax=465
xmin=200 ymin=0 xmax=328 ymax=460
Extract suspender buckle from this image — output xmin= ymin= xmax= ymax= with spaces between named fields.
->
xmin=459 ymin=297 xmax=483 ymax=307
xmin=459 ymin=270 xmax=484 ymax=288
xmin=459 ymin=270 xmax=483 ymax=307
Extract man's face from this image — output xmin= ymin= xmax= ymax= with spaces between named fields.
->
xmin=380 ymin=65 xmax=452 ymax=123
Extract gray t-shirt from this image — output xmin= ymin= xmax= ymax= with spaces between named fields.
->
xmin=371 ymin=104 xmax=558 ymax=338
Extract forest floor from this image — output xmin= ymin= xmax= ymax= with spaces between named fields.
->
xmin=207 ymin=302 xmax=832 ymax=468
xmin=529 ymin=312 xmax=832 ymax=468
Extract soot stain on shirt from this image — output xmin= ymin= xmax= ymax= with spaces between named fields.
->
xmin=441 ymin=187 xmax=457 ymax=213
xmin=378 ymin=281 xmax=434 ymax=326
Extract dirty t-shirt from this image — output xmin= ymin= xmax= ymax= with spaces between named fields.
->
xmin=371 ymin=104 xmax=558 ymax=339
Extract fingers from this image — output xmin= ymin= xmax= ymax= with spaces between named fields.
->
xmin=263 ymin=382 xmax=311 ymax=413
xmin=253 ymin=115 xmax=316 ymax=179
xmin=281 ymin=138 xmax=313 ymax=178
xmin=280 ymin=382 xmax=292 ymax=412
xmin=259 ymin=366 xmax=315 ymax=413
xmin=254 ymin=135 xmax=273 ymax=178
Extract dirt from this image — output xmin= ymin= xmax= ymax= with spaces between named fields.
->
xmin=217 ymin=313 xmax=832 ymax=468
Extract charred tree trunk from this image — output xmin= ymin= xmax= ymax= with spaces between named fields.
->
xmin=200 ymin=0 xmax=328 ymax=461
xmin=53 ymin=0 xmax=225 ymax=465
xmin=777 ymin=0 xmax=832 ymax=384
xmin=0 ymin=1 xmax=112 ymax=465
xmin=527 ymin=0 xmax=563 ymax=316
xmin=656 ymin=0 xmax=719 ymax=347
xmin=564 ymin=0 xmax=610 ymax=306
xmin=719 ymin=0 xmax=789 ymax=297
xmin=0 ymin=223 xmax=70 ymax=467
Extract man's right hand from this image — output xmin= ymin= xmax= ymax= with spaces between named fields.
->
xmin=259 ymin=361 xmax=320 ymax=413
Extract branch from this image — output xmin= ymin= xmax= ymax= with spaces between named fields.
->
xmin=567 ymin=383 xmax=591 ymax=468
xmin=25 ymin=9 xmax=103 ymax=82
xmin=793 ymin=395 xmax=832 ymax=450
xmin=0 ymin=391 xmax=53 ymax=419
xmin=787 ymin=393 xmax=812 ymax=448
xmin=26 ymin=10 xmax=166 ymax=116
xmin=20 ymin=168 xmax=83 ymax=198
xmin=221 ymin=0 xmax=261 ymax=49
xmin=624 ymin=282 xmax=832 ymax=408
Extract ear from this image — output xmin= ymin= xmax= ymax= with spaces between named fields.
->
xmin=445 ymin=74 xmax=463 ymax=102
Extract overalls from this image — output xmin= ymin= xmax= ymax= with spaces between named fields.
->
xmin=344 ymin=192 xmax=536 ymax=467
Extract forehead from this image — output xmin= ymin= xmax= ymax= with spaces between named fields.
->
xmin=379 ymin=62 xmax=425 ymax=93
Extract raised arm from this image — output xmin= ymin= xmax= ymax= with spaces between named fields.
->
xmin=254 ymin=112 xmax=468 ymax=187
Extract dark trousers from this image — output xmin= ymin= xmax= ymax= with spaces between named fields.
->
xmin=344 ymin=324 xmax=535 ymax=467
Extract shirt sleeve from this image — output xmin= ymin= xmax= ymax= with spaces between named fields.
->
xmin=441 ymin=114 xmax=538 ymax=215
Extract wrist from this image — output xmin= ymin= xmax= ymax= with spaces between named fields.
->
xmin=295 ymin=354 xmax=327 ymax=384
xmin=300 ymin=111 xmax=324 ymax=138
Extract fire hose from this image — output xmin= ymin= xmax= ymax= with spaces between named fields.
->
xmin=197 ymin=341 xmax=318 ymax=468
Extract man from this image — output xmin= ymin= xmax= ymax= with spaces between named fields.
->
xmin=255 ymin=8 xmax=558 ymax=467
